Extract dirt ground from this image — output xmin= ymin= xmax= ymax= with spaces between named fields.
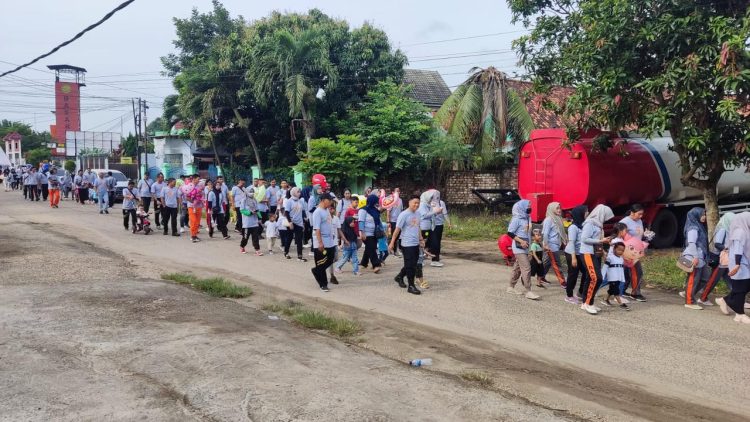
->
xmin=0 ymin=221 xmax=567 ymax=422
xmin=2 ymin=191 xmax=749 ymax=421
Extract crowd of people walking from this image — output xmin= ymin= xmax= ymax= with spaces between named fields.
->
xmin=506 ymin=198 xmax=750 ymax=324
xmin=5 ymin=163 xmax=749 ymax=322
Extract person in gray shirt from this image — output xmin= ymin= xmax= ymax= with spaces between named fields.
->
xmin=121 ymin=181 xmax=138 ymax=231
xmin=284 ymin=187 xmax=308 ymax=261
xmin=160 ymin=178 xmax=181 ymax=236
xmin=38 ymin=169 xmax=49 ymax=201
xmin=311 ymin=193 xmax=337 ymax=291
xmin=390 ymin=194 xmax=424 ymax=295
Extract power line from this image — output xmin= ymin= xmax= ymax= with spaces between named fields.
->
xmin=0 ymin=0 xmax=136 ymax=78
xmin=401 ymin=29 xmax=531 ymax=47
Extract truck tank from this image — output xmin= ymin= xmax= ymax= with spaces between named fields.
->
xmin=518 ymin=128 xmax=750 ymax=247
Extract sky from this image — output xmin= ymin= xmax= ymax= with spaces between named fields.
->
xmin=0 ymin=0 xmax=529 ymax=134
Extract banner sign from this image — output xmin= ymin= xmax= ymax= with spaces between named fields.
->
xmin=54 ymin=82 xmax=81 ymax=142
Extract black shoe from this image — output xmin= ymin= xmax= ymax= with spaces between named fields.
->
xmin=407 ymin=285 xmax=421 ymax=295
xmin=172 ymin=233 xmax=180 ymax=237
xmin=104 ymin=210 xmax=109 ymax=214
xmin=620 ymin=303 xmax=631 ymax=311
xmin=394 ymin=276 xmax=407 ymax=288
xmin=320 ymin=286 xmax=330 ymax=292
xmin=285 ymin=254 xmax=292 ymax=260
xmin=298 ymin=257 xmax=307 ymax=262
xmin=223 ymin=235 xmax=231 ymax=240
xmin=330 ymin=275 xmax=339 ymax=285
xmin=634 ymin=294 xmax=647 ymax=302
xmin=163 ymin=231 xmax=168 ymax=235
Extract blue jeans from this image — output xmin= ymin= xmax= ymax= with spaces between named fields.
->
xmin=336 ymin=242 xmax=360 ymax=274
xmin=98 ymin=191 xmax=109 ymax=211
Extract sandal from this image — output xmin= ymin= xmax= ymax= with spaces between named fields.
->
xmin=418 ymin=279 xmax=430 ymax=289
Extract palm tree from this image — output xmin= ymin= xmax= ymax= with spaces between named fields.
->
xmin=434 ymin=67 xmax=534 ymax=169
xmin=248 ymin=28 xmax=338 ymax=152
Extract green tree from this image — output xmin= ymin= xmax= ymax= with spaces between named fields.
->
xmin=248 ymin=28 xmax=339 ymax=152
xmin=434 ymin=67 xmax=534 ymax=169
xmin=346 ymin=81 xmax=432 ymax=178
xmin=25 ymin=148 xmax=51 ymax=166
xmin=508 ymin=0 xmax=750 ymax=231
xmin=145 ymin=117 xmax=167 ymax=135
xmin=0 ymin=120 xmax=52 ymax=151
xmin=420 ymin=131 xmax=471 ymax=186
xmin=294 ymin=136 xmax=374 ymax=192
xmin=64 ymin=160 xmax=76 ymax=174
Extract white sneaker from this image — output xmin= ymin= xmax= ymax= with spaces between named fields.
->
xmin=733 ymin=314 xmax=750 ymax=324
xmin=593 ymin=305 xmax=602 ymax=312
xmin=308 ymin=252 xmax=314 ymax=256
xmin=581 ymin=304 xmax=598 ymax=315
xmin=697 ymin=299 xmax=714 ymax=307
xmin=684 ymin=304 xmax=703 ymax=310
xmin=506 ymin=287 xmax=523 ymax=295
xmin=678 ymin=291 xmax=686 ymax=298
xmin=525 ymin=291 xmax=540 ymax=300
xmin=430 ymin=261 xmax=444 ymax=267
xmin=180 ymin=227 xmax=185 ymax=234
xmin=745 ymin=302 xmax=750 ymax=310
xmin=716 ymin=297 xmax=731 ymax=315
xmin=619 ymin=297 xmax=630 ymax=304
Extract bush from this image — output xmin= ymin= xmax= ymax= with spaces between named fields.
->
xmin=64 ymin=160 xmax=77 ymax=174
xmin=263 ymin=301 xmax=363 ymax=338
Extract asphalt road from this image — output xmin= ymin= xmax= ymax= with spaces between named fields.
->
xmin=1 ymin=191 xmax=748 ymax=421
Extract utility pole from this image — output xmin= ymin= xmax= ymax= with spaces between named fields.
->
xmin=141 ymin=99 xmax=149 ymax=170
xmin=132 ymin=98 xmax=142 ymax=180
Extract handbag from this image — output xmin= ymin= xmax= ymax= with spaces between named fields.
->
xmin=719 ymin=249 xmax=730 ymax=267
xmin=676 ymin=255 xmax=696 ymax=273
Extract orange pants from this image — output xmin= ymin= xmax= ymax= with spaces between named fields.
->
xmin=189 ymin=207 xmax=202 ymax=238
xmin=49 ymin=188 xmax=60 ymax=207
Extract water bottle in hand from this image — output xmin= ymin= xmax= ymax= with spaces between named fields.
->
xmin=409 ymin=358 xmax=432 ymax=367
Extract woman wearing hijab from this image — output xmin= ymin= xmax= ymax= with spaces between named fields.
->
xmin=358 ymin=194 xmax=383 ymax=273
xmin=699 ymin=212 xmax=736 ymax=305
xmin=580 ymin=204 xmax=615 ymax=315
xmin=620 ymin=204 xmax=648 ymax=302
xmin=564 ymin=205 xmax=588 ymax=304
xmin=284 ymin=187 xmax=308 ymax=261
xmin=542 ymin=202 xmax=568 ymax=287
xmin=682 ymin=207 xmax=710 ymax=310
xmin=716 ymin=212 xmax=750 ymax=324
xmin=239 ymin=187 xmax=263 ymax=256
xmin=506 ymin=199 xmax=540 ymax=300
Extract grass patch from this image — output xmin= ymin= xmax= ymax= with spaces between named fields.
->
xmin=161 ymin=273 xmax=252 ymax=298
xmin=640 ymin=250 xmax=728 ymax=295
xmin=263 ymin=300 xmax=363 ymax=338
xmin=461 ymin=371 xmax=494 ymax=388
xmin=445 ymin=211 xmax=511 ymax=242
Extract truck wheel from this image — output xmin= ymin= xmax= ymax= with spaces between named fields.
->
xmin=651 ymin=209 xmax=678 ymax=248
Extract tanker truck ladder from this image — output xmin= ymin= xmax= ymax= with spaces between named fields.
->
xmin=533 ymin=158 xmax=548 ymax=193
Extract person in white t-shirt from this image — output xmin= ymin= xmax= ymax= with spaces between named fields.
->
xmin=264 ymin=213 xmax=280 ymax=255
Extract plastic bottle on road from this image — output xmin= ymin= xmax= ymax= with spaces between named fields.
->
xmin=409 ymin=358 xmax=432 ymax=367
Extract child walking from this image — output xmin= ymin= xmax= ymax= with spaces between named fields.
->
xmin=264 ymin=213 xmax=280 ymax=255
xmin=378 ymin=222 xmax=390 ymax=265
xmin=335 ymin=216 xmax=361 ymax=276
xmin=600 ymin=241 xmax=630 ymax=310
xmin=530 ymin=230 xmax=545 ymax=288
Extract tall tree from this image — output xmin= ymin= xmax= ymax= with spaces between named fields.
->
xmin=346 ymin=81 xmax=432 ymax=178
xmin=508 ymin=0 xmax=750 ymax=232
xmin=433 ymin=67 xmax=534 ymax=169
xmin=248 ymin=28 xmax=339 ymax=152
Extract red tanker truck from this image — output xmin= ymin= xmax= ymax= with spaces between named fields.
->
xmin=518 ymin=128 xmax=750 ymax=248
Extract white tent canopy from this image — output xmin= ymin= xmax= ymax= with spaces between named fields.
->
xmin=0 ymin=148 xmax=11 ymax=167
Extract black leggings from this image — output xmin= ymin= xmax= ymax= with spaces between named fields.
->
xmin=283 ymin=224 xmax=304 ymax=257
xmin=142 ymin=197 xmax=152 ymax=213
xmin=360 ymin=236 xmax=381 ymax=268
xmin=581 ymin=254 xmax=603 ymax=305
xmin=724 ymin=278 xmax=750 ymax=315
xmin=123 ymin=209 xmax=137 ymax=229
xmin=162 ymin=206 xmax=178 ymax=234
xmin=397 ymin=246 xmax=419 ymax=286
xmin=241 ymin=226 xmax=260 ymax=250
xmin=565 ymin=253 xmax=584 ymax=298
xmin=312 ymin=247 xmax=336 ymax=287
xmin=431 ymin=225 xmax=444 ymax=261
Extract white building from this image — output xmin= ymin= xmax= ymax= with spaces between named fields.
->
xmin=2 ymin=132 xmax=24 ymax=166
